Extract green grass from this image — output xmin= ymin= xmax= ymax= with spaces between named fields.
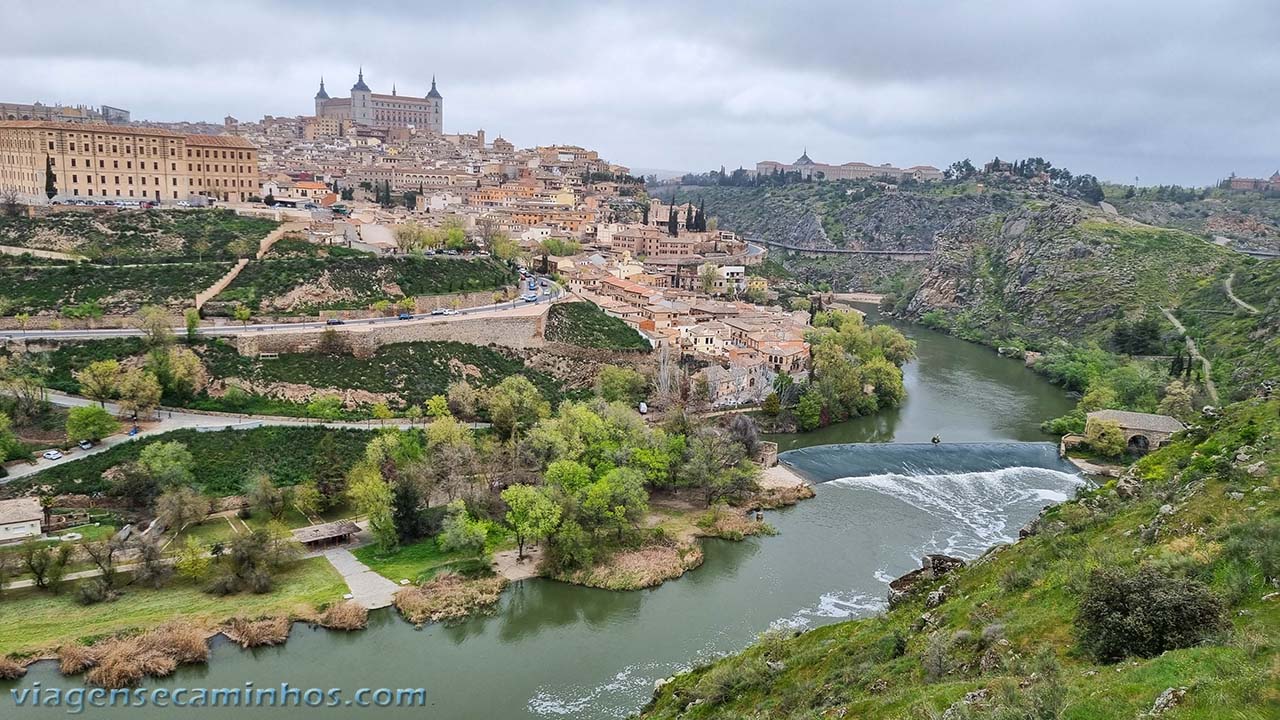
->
xmin=0 ymin=262 xmax=233 ymax=316
xmin=1178 ymin=259 xmax=1280 ymax=401
xmin=0 ymin=426 xmax=372 ymax=497
xmin=642 ymin=397 xmax=1280 ymax=719
xmin=212 ymin=256 xmax=516 ymax=314
xmin=353 ymin=537 xmax=484 ymax=584
xmin=545 ymin=302 xmax=650 ymax=350
xmin=265 ymin=236 xmax=373 ymax=259
xmin=0 ymin=209 xmax=278 ymax=262
xmin=0 ymin=557 xmax=346 ymax=656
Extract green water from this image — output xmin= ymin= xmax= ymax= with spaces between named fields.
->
xmin=2 ymin=318 xmax=1079 ymax=719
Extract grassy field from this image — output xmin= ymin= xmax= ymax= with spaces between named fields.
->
xmin=545 ymin=302 xmax=650 ymax=350
xmin=642 ymin=397 xmax=1280 ymax=719
xmin=0 ymin=209 xmax=278 ymax=262
xmin=0 ymin=426 xmax=372 ymax=497
xmin=353 ymin=537 xmax=485 ymax=584
xmin=0 ymin=558 xmax=346 ymax=656
xmin=212 ymin=256 xmax=516 ymax=314
xmin=0 ymin=262 xmax=233 ymax=316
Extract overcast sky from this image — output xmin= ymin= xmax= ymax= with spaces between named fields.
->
xmin=3 ymin=0 xmax=1277 ymax=185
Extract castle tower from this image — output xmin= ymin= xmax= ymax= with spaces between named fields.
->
xmin=350 ymin=67 xmax=373 ymax=125
xmin=313 ymin=77 xmax=329 ymax=117
xmin=426 ymin=75 xmax=443 ymax=134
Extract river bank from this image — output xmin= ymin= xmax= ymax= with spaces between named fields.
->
xmin=1 ymin=314 xmax=1085 ymax=720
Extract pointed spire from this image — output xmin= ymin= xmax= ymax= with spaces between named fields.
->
xmin=427 ymin=75 xmax=442 ymax=99
xmin=314 ymin=76 xmax=330 ymax=100
xmin=392 ymin=83 xmax=397 ymax=96
xmin=351 ymin=66 xmax=370 ymax=92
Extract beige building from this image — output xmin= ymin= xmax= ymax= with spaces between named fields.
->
xmin=0 ymin=120 xmax=260 ymax=204
xmin=0 ymin=497 xmax=43 ymax=544
xmin=314 ymin=70 xmax=443 ymax=133
xmin=757 ymin=151 xmax=943 ymax=182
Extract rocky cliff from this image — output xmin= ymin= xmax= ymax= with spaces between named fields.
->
xmin=901 ymin=203 xmax=1237 ymax=347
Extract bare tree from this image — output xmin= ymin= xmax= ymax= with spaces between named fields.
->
xmin=82 ymin=536 xmax=128 ymax=589
xmin=1 ymin=189 xmax=22 ymax=217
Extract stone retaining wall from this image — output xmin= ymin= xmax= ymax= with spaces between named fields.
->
xmin=195 ymin=258 xmax=248 ymax=310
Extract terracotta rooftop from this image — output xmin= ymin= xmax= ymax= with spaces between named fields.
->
xmin=0 ymin=120 xmax=182 ymax=137
xmin=184 ymin=133 xmax=257 ymax=149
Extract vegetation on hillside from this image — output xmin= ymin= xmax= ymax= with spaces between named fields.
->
xmin=642 ymin=398 xmax=1280 ymax=719
xmin=0 ymin=262 xmax=232 ymax=316
xmin=1178 ymin=260 xmax=1280 ymax=401
xmin=210 ymin=256 xmax=515 ymax=314
xmin=545 ymin=301 xmax=649 ymax=350
xmin=0 ymin=426 xmax=370 ymax=497
xmin=0 ymin=209 xmax=278 ymax=261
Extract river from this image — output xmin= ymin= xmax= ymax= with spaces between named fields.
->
xmin=2 ymin=315 xmax=1080 ymax=719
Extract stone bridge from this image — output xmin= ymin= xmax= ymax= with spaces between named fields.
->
xmin=1086 ymin=409 xmax=1185 ymax=453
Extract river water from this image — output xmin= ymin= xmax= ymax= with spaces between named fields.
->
xmin=3 ymin=315 xmax=1080 ymax=719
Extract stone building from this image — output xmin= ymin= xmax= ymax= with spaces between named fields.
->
xmin=1 ymin=101 xmax=129 ymax=124
xmin=0 ymin=497 xmax=43 ymax=544
xmin=314 ymin=70 xmax=443 ymax=133
xmin=1086 ymin=409 xmax=1185 ymax=453
xmin=0 ymin=120 xmax=259 ymax=204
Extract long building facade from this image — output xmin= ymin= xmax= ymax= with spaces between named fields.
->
xmin=0 ymin=120 xmax=259 ymax=204
xmin=756 ymin=151 xmax=943 ymax=182
xmin=314 ymin=69 xmax=443 ymax=133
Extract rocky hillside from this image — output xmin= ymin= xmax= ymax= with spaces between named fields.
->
xmin=1177 ymin=259 xmax=1280 ymax=401
xmin=662 ymin=182 xmax=1024 ymax=251
xmin=1109 ymin=191 xmax=1280 ymax=255
xmin=901 ymin=204 xmax=1238 ymax=348
xmin=641 ymin=397 xmax=1280 ymax=719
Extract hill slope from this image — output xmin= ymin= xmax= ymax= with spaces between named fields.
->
xmin=641 ymin=398 xmax=1280 ymax=719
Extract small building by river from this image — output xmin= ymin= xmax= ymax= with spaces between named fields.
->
xmin=1086 ymin=409 xmax=1185 ymax=453
xmin=292 ymin=520 xmax=360 ymax=550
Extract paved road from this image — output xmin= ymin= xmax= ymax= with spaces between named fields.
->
xmin=3 ymin=279 xmax=561 ymax=342
xmin=1 ymin=391 xmax=488 ymax=483
xmin=1224 ymin=273 xmax=1260 ymax=315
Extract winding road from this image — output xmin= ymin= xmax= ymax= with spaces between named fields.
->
xmin=1160 ymin=307 xmax=1219 ymax=404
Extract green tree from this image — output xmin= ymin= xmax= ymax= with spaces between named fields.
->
xmin=184 ymin=308 xmax=201 ymax=343
xmin=371 ymin=402 xmax=393 ymax=421
xmin=501 ymin=484 xmax=562 ymax=559
xmin=544 ymin=459 xmax=594 ymax=495
xmin=595 ymin=365 xmax=648 ymax=405
xmin=438 ymin=499 xmax=488 ymax=554
xmin=65 ymin=405 xmax=119 ymax=442
xmin=292 ymin=482 xmax=323 ymax=519
xmin=175 ymin=538 xmax=211 ymax=582
xmin=246 ymin=473 xmax=287 ymax=520
xmin=1157 ymin=379 xmax=1195 ymax=421
xmin=795 ymin=388 xmax=824 ymax=431
xmin=1084 ymin=418 xmax=1126 ymax=458
xmin=306 ymin=395 xmax=344 ymax=420
xmin=349 ymin=464 xmax=397 ymax=552
xmin=487 ymin=375 xmax=550 ymax=440
xmin=580 ymin=468 xmax=648 ymax=539
xmin=73 ymin=356 xmax=120 ymax=404
xmin=426 ymin=394 xmax=451 ymax=418
xmin=233 ymin=305 xmax=252 ymax=327
xmin=116 ymin=368 xmax=162 ymax=419
xmin=311 ymin=432 xmax=348 ymax=509
xmin=139 ymin=440 xmax=195 ymax=487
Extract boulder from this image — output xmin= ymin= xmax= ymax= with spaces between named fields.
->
xmin=1147 ymin=687 xmax=1187 ymax=716
xmin=888 ymin=555 xmax=966 ymax=607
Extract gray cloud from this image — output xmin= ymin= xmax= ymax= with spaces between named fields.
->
xmin=2 ymin=0 xmax=1277 ymax=184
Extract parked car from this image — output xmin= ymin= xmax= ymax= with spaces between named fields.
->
xmin=77 ymin=439 xmax=94 ymax=450
xmin=325 ymin=318 xmax=345 ymax=325
xmin=42 ymin=450 xmax=64 ymax=460
xmin=397 ymin=312 xmax=414 ymax=320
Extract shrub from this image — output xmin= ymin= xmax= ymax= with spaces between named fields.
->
xmin=1000 ymin=564 xmax=1036 ymax=592
xmin=0 ymin=656 xmax=26 ymax=680
xmin=74 ymin=577 xmax=114 ymax=605
xmin=1084 ymin=418 xmax=1126 ymax=457
xmin=57 ymin=644 xmax=99 ymax=675
xmin=226 ymin=617 xmax=291 ymax=648
xmin=320 ymin=601 xmax=369 ymax=631
xmin=1076 ymin=565 xmax=1226 ymax=662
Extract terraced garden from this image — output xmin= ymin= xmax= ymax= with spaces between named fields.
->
xmin=0 ymin=261 xmax=233 ymax=316
xmin=546 ymin=301 xmax=650 ymax=350
xmin=210 ymin=256 xmax=516 ymax=314
xmin=0 ymin=209 xmax=278 ymax=261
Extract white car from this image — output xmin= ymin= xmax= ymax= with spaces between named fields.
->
xmin=443 ymin=308 xmax=459 ymax=316
xmin=42 ymin=450 xmax=64 ymax=461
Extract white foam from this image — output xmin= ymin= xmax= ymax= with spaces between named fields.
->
xmin=828 ymin=466 xmax=1083 ymax=557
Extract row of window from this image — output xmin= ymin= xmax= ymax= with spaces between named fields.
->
xmin=67 ymin=174 xmax=256 ymax=188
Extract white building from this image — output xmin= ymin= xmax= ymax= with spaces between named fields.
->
xmin=0 ymin=497 xmax=43 ymax=544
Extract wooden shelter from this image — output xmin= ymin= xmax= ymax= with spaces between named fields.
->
xmin=291 ymin=520 xmax=360 ymax=549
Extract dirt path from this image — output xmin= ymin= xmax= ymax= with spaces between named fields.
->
xmin=492 ymin=547 xmax=544 ymax=581
xmin=1160 ymin=307 xmax=1219 ymax=405
xmin=1224 ymin=273 xmax=1260 ymax=315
